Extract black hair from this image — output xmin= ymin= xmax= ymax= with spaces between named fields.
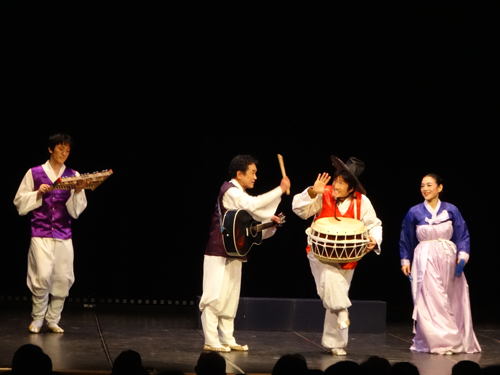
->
xmin=424 ymin=173 xmax=443 ymax=186
xmin=228 ymin=155 xmax=258 ymax=179
xmin=48 ymin=133 xmax=73 ymax=151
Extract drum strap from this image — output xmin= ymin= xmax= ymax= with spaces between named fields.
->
xmin=354 ymin=197 xmax=358 ymax=220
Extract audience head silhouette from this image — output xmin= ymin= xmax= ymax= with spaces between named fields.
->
xmin=11 ymin=344 xmax=52 ymax=375
xmin=452 ymin=360 xmax=481 ymax=375
xmin=360 ymin=355 xmax=391 ymax=375
xmin=272 ymin=354 xmax=308 ymax=375
xmin=195 ymin=351 xmax=226 ymax=375
xmin=325 ymin=360 xmax=362 ymax=375
xmin=390 ymin=361 xmax=420 ymax=375
xmin=111 ymin=350 xmax=148 ymax=375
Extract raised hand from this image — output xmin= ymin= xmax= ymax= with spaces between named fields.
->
xmin=280 ymin=176 xmax=291 ymax=194
xmin=308 ymin=173 xmax=331 ymax=198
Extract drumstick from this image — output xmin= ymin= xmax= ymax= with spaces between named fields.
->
xmin=277 ymin=154 xmax=290 ymax=195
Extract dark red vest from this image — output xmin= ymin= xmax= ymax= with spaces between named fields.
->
xmin=204 ymin=182 xmax=247 ymax=260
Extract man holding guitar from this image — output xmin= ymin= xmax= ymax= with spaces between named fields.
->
xmin=200 ymin=155 xmax=291 ymax=352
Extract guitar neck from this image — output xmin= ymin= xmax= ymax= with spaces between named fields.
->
xmin=253 ymin=222 xmax=276 ymax=233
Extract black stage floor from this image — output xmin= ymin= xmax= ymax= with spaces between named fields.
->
xmin=0 ymin=306 xmax=498 ymax=375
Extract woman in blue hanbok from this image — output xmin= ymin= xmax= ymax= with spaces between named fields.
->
xmin=399 ymin=174 xmax=481 ymax=355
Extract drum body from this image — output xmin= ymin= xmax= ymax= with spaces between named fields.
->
xmin=306 ymin=217 xmax=369 ymax=264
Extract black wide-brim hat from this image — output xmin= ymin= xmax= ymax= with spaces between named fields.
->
xmin=330 ymin=155 xmax=367 ymax=195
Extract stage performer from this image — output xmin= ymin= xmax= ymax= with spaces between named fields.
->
xmin=14 ymin=133 xmax=87 ymax=334
xmin=292 ymin=156 xmax=382 ymax=356
xmin=200 ymin=155 xmax=291 ymax=352
xmin=399 ymin=174 xmax=481 ymax=355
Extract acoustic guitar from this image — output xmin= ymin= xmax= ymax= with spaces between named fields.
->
xmin=222 ymin=210 xmax=285 ymax=257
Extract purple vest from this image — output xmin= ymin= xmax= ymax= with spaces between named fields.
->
xmin=205 ymin=181 xmax=246 ymax=260
xmin=31 ymin=165 xmax=75 ymax=240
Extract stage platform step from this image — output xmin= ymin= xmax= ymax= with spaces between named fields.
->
xmin=197 ymin=297 xmax=386 ymax=333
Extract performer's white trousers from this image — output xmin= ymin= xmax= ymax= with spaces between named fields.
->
xmin=199 ymin=255 xmax=242 ymax=347
xmin=27 ymin=237 xmax=75 ymax=324
xmin=308 ymin=251 xmax=354 ymax=349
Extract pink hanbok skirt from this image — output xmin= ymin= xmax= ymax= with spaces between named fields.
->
xmin=411 ymin=241 xmax=481 ymax=354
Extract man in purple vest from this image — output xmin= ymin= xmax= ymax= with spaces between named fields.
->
xmin=14 ymin=133 xmax=88 ymax=333
xmin=199 ymin=155 xmax=291 ymax=352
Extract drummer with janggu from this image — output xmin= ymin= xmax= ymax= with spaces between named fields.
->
xmin=292 ymin=155 xmax=382 ymax=356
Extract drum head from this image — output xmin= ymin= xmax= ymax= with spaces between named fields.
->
xmin=307 ymin=217 xmax=369 ymax=264
xmin=311 ymin=217 xmax=367 ymax=235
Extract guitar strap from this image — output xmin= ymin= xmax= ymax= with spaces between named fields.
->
xmin=217 ymin=200 xmax=227 ymax=235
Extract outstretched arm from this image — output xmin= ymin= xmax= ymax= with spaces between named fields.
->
xmin=223 ymin=185 xmax=283 ymax=222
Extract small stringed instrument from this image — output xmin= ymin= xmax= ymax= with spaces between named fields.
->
xmin=222 ymin=210 xmax=286 ymax=257
xmin=50 ymin=170 xmax=113 ymax=191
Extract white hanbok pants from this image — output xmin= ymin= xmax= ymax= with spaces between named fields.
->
xmin=308 ymin=251 xmax=354 ymax=349
xmin=27 ymin=237 xmax=75 ymax=324
xmin=199 ymin=255 xmax=242 ymax=347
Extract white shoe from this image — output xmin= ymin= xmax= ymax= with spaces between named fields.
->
xmin=332 ymin=348 xmax=347 ymax=356
xmin=444 ymin=351 xmax=454 ymax=355
xmin=223 ymin=344 xmax=249 ymax=351
xmin=28 ymin=320 xmax=43 ymax=333
xmin=203 ymin=344 xmax=230 ymax=352
xmin=47 ymin=323 xmax=64 ymax=333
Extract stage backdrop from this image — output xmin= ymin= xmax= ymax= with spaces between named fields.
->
xmin=1 ymin=2 xmax=498 ymax=321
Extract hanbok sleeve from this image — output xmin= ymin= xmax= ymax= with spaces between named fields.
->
xmin=399 ymin=209 xmax=418 ymax=264
xmin=13 ymin=169 xmax=42 ymax=216
xmin=292 ymin=187 xmax=323 ymax=220
xmin=65 ymin=171 xmax=88 ymax=219
xmin=223 ymin=186 xmax=282 ymax=240
xmin=450 ymin=206 xmax=470 ymax=257
xmin=360 ymin=195 xmax=383 ymax=254
xmin=223 ymin=186 xmax=282 ymax=222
